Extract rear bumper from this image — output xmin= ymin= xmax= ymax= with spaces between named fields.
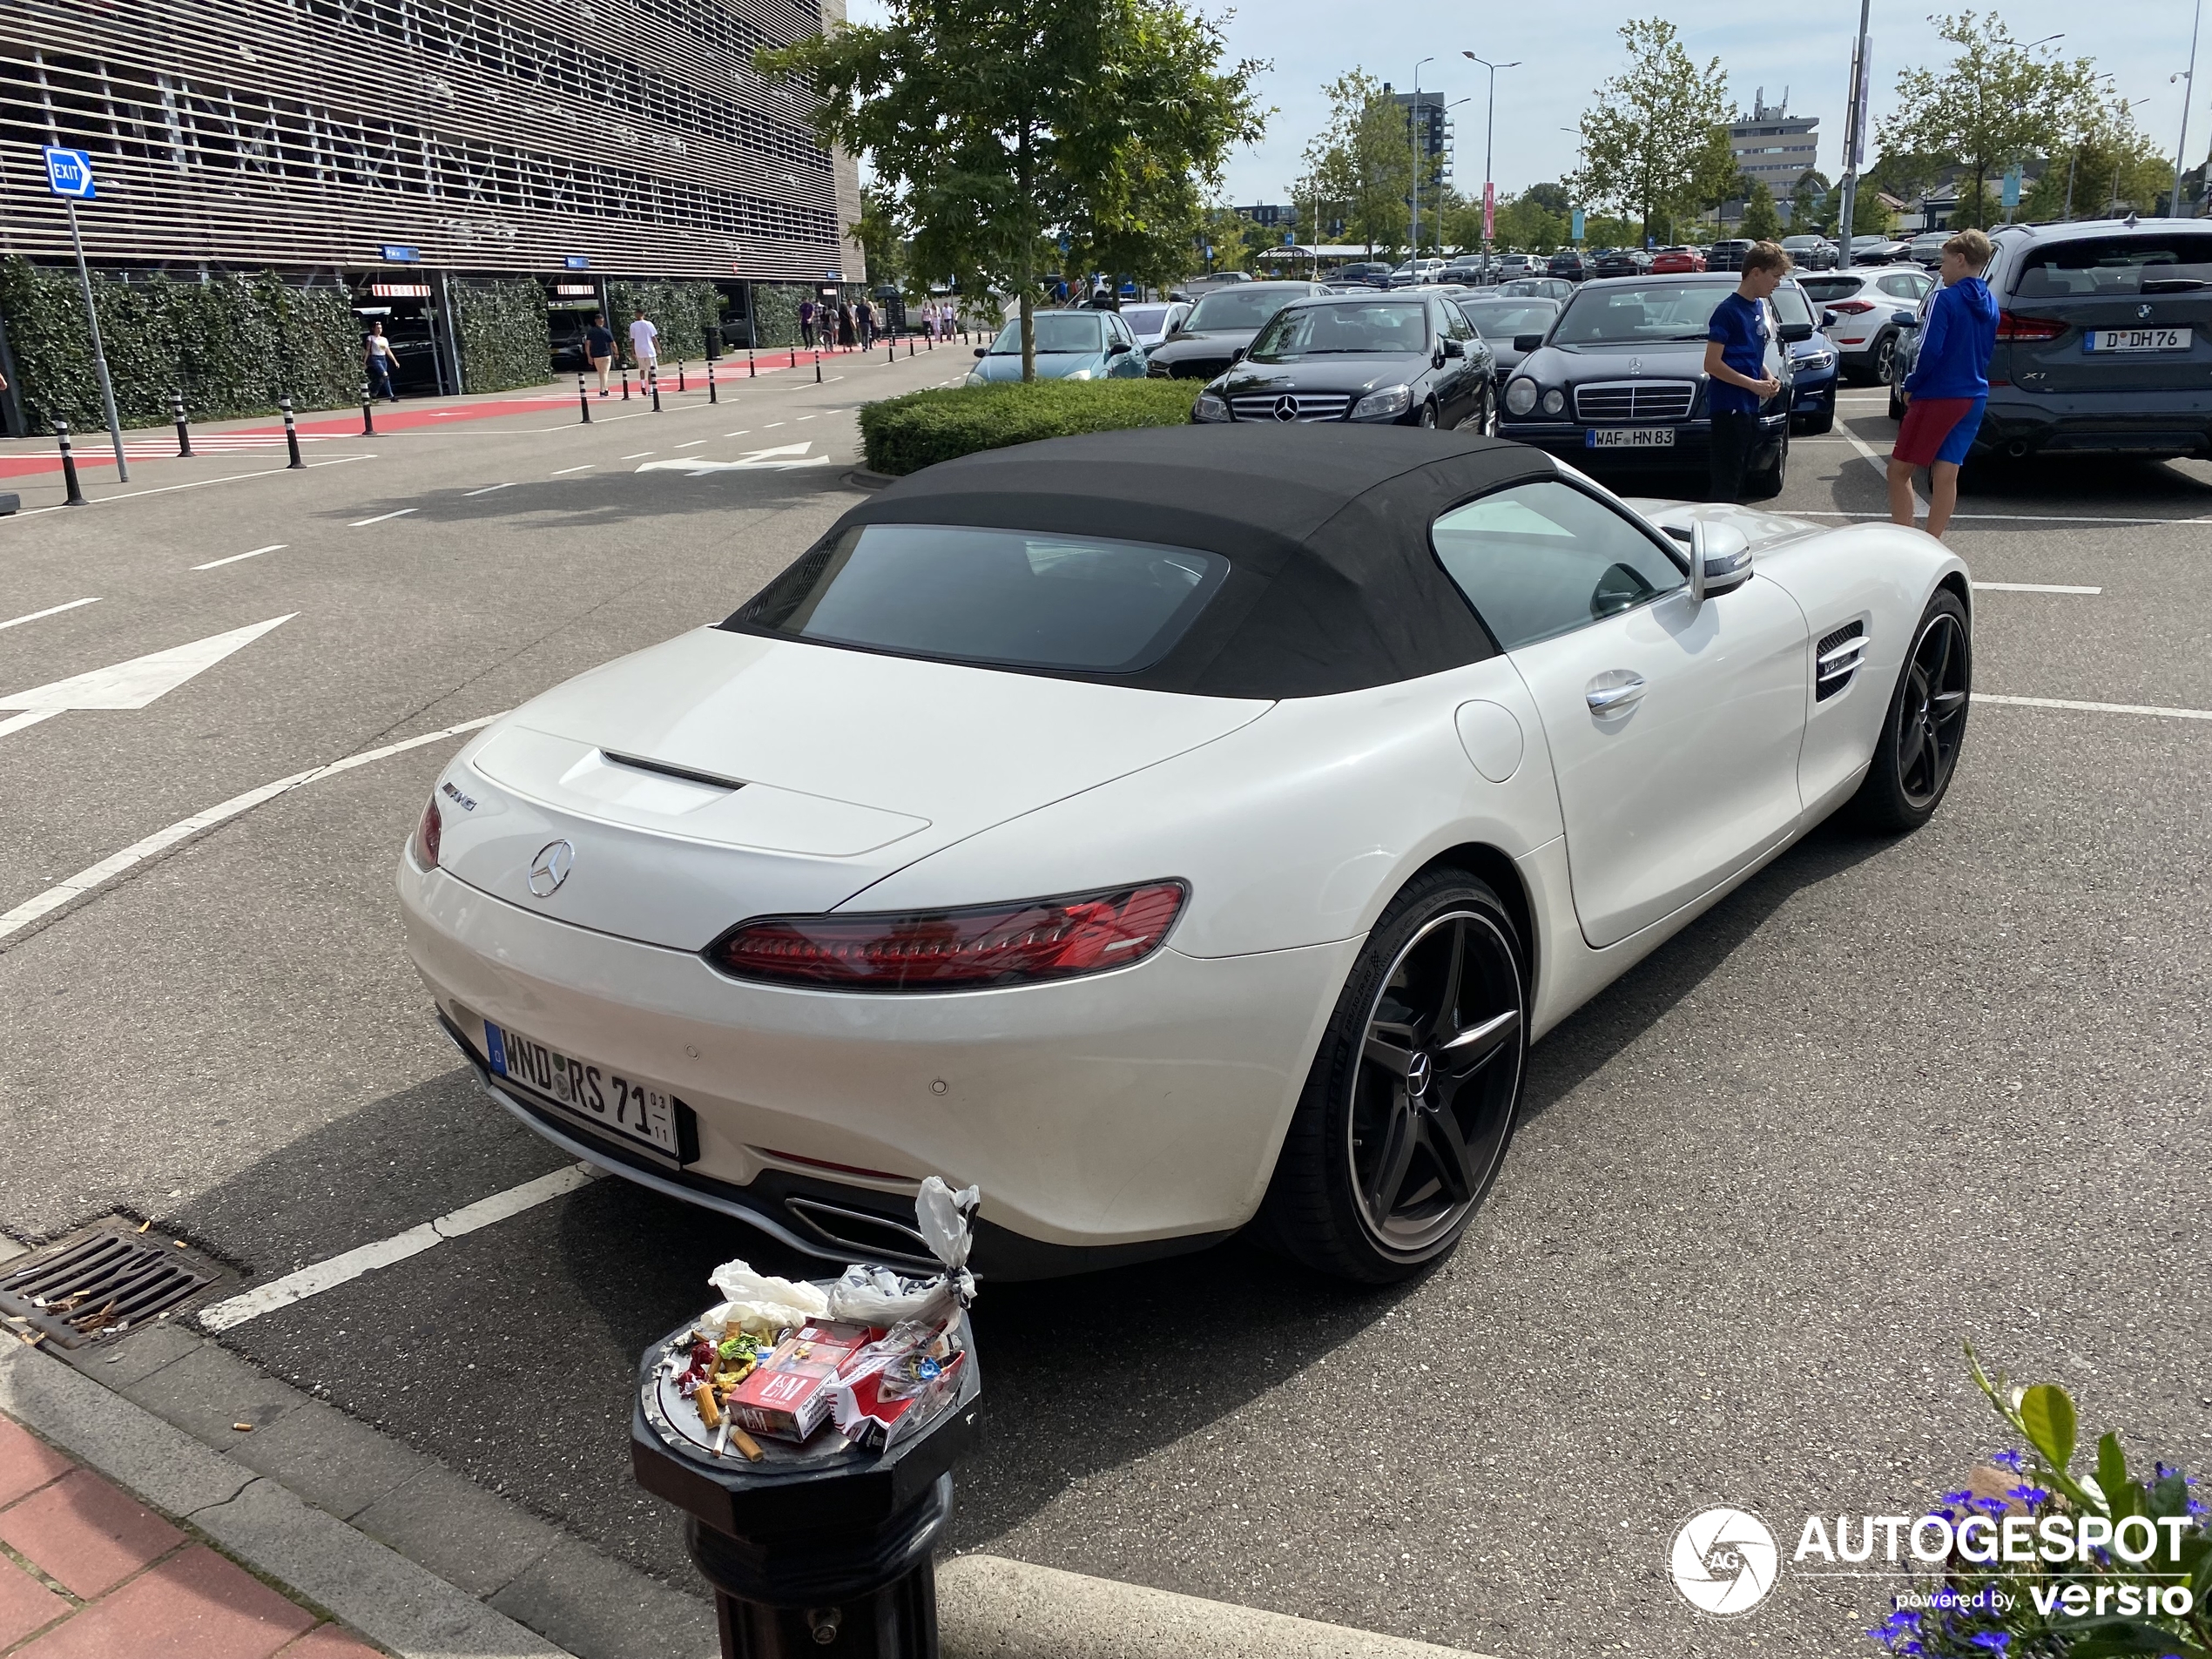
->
xmin=1979 ymin=388 xmax=2212 ymax=460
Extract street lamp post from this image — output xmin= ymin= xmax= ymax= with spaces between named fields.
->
xmin=1411 ymin=57 xmax=1434 ymax=261
xmin=2177 ymin=0 xmax=2204 ymax=215
xmin=1463 ymin=51 xmax=1522 ymax=264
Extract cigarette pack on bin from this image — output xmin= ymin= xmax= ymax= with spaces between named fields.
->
xmin=725 ymin=1320 xmax=873 ymax=1442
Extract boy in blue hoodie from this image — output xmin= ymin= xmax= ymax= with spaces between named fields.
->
xmin=1889 ymin=227 xmax=1998 ymax=539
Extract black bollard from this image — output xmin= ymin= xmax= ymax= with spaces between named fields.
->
xmin=280 ymin=396 xmax=304 ymax=469
xmin=651 ymin=368 xmax=663 ymax=412
xmin=748 ymin=351 xmax=757 ymax=378
xmin=814 ymin=351 xmax=822 ymax=384
xmin=707 ymin=359 xmax=718 ymax=404
xmin=678 ymin=360 xmax=687 ymax=393
xmin=623 ymin=368 xmax=632 ymax=401
xmin=361 ymin=382 xmax=375 ymax=437
xmin=789 ymin=346 xmax=798 ymax=369
xmin=172 ymin=390 xmax=194 ymax=457
xmin=632 ymin=1312 xmax=981 ymax=1659
xmin=55 ymin=417 xmax=87 ymax=506
xmin=578 ymin=374 xmax=592 ymax=424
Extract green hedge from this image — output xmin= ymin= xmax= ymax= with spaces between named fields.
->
xmin=454 ymin=279 xmax=551 ymax=395
xmin=859 ymin=379 xmax=1200 ymax=475
xmin=0 ymin=259 xmax=361 ymax=433
xmin=751 ymin=281 xmax=810 ymax=349
xmin=607 ymin=279 xmax=723 ymax=363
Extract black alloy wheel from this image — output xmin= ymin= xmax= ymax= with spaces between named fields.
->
xmin=1260 ymin=871 xmax=1527 ymax=1282
xmin=1418 ymin=400 xmax=1439 ymax=428
xmin=1479 ymin=385 xmax=1500 ymax=436
xmin=1853 ymin=589 xmax=1972 ymax=831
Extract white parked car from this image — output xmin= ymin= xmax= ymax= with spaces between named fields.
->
xmin=400 ymin=429 xmax=1971 ymax=1283
xmin=1797 ymin=266 xmax=1936 ymax=383
xmin=1117 ymin=300 xmax=1191 ymax=349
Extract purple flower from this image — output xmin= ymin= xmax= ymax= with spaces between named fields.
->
xmin=1973 ymin=1496 xmax=2011 ymax=1517
xmin=1968 ymin=1635 xmax=2010 ymax=1655
xmin=1989 ymin=1449 xmax=2027 ymax=1473
xmin=1942 ymin=1489 xmax=1974 ymax=1505
xmin=2188 ymin=1498 xmax=2209 ymax=1519
xmin=2006 ymin=1484 xmax=2051 ymax=1507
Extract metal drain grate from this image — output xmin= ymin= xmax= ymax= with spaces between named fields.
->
xmin=0 ymin=1224 xmax=219 ymax=1349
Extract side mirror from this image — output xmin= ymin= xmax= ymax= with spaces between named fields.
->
xmin=1820 ymin=308 xmax=1839 ymax=330
xmin=974 ymin=347 xmax=987 ymax=357
xmin=1513 ymin=333 xmax=1546 ymax=352
xmin=1107 ymin=340 xmax=1131 ymax=355
xmin=1778 ymin=320 xmax=1814 ymax=343
xmin=1230 ymin=346 xmax=1247 ymax=362
xmin=1896 ymin=314 xmax=1922 ymax=331
xmin=1688 ymin=520 xmax=1754 ymax=607
xmin=1441 ymin=338 xmax=1465 ymax=358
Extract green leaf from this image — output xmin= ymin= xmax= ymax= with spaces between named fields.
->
xmin=2020 ymin=1382 xmax=2078 ymax=1473
xmin=2095 ymin=1431 xmax=2132 ymax=1520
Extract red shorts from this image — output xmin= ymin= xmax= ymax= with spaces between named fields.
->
xmin=1892 ymin=396 xmax=1984 ymax=468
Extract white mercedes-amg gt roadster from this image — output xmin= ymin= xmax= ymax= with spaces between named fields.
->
xmin=400 ymin=427 xmax=1969 ymax=1283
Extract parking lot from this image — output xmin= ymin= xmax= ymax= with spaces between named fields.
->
xmin=2 ymin=368 xmax=2208 ymax=1657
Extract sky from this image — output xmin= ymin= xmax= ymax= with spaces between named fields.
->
xmin=846 ymin=0 xmax=2210 ymax=206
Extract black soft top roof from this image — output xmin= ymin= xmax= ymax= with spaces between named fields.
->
xmin=734 ymin=426 xmax=1558 ymax=698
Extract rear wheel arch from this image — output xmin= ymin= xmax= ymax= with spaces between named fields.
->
xmin=1937 ymin=569 xmax=1972 ymax=625
xmin=1420 ymin=843 xmax=1537 ymax=1008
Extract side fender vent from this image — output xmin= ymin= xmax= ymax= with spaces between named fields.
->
xmin=1816 ymin=621 xmax=1867 ymax=702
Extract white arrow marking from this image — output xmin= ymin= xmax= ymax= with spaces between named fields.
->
xmin=0 ymin=614 xmax=295 ymax=740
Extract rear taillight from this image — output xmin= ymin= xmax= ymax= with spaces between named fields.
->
xmin=414 ymin=796 xmax=442 ymax=869
xmin=1996 ymin=311 xmax=2066 ymax=341
xmin=709 ymin=881 xmax=1188 ymax=991
xmin=1825 ymin=299 xmax=1876 ymax=315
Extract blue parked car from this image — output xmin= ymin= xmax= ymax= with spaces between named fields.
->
xmin=1773 ymin=276 xmax=1838 ymax=434
xmin=964 ymin=310 xmax=1147 ymax=383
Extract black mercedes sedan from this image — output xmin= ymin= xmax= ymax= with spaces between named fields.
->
xmin=1145 ymin=281 xmax=1327 ymax=381
xmin=1190 ymin=293 xmax=1497 ymax=429
xmin=1496 ymin=273 xmax=1803 ymax=494
xmin=1456 ymin=294 xmax=1562 ymax=385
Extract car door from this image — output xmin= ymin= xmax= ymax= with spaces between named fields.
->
xmin=1431 ymin=480 xmax=1810 ymax=949
xmin=1433 ymin=302 xmax=1479 ymax=425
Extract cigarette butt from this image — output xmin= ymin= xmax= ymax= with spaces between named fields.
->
xmin=693 ymin=1383 xmax=721 ymax=1430
xmin=713 ymin=1419 xmax=732 ymax=1458
xmin=20 ymin=1332 xmax=44 ymax=1349
xmin=731 ymin=1427 xmax=765 ymax=1462
xmin=232 ymin=1422 xmax=253 ymax=1433
xmin=137 ymin=1219 xmax=152 ymax=1233
xmin=172 ymin=1240 xmax=187 ymax=1249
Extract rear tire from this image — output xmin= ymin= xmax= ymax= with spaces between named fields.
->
xmin=1794 ymin=404 xmax=1835 ymax=435
xmin=1870 ymin=331 xmax=1897 ymax=384
xmin=1418 ymin=400 xmax=1439 ymax=428
xmin=1748 ymin=428 xmax=1789 ymax=498
xmin=1852 ymin=589 xmax=1971 ymax=832
xmin=1258 ymin=870 xmax=1527 ymax=1284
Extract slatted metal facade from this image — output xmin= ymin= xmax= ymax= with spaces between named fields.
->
xmin=0 ymin=0 xmax=860 ymax=282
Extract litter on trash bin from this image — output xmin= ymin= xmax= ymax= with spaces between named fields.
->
xmin=644 ymin=1177 xmax=981 ymax=1462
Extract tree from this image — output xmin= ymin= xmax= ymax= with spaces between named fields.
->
xmin=2024 ymin=95 xmax=2168 ymax=219
xmin=1789 ymin=170 xmax=1828 ymax=233
xmin=1879 ymin=11 xmax=2096 ymax=233
xmin=1573 ymin=19 xmax=1733 ymax=244
xmin=759 ymin=0 xmax=1266 ymax=381
xmin=1296 ymin=71 xmax=1414 ymax=256
xmin=1684 ymin=123 xmax=1742 ymax=238
xmin=1199 ymin=204 xmax=1271 ymax=274
xmin=849 ymin=185 xmax=907 ymax=291
xmin=1739 ymin=178 xmax=1781 ymax=240
xmin=1492 ymin=191 xmax=1568 ymax=251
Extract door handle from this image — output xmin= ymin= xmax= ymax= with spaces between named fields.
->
xmin=1585 ymin=671 xmax=1647 ymax=714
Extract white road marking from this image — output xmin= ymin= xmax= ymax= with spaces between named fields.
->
xmin=796 ymin=415 xmax=816 ymax=421
xmin=674 ymin=440 xmax=706 ymax=449
xmin=725 ymin=431 xmax=751 ymax=437
xmin=620 ymin=451 xmax=655 ymax=460
xmin=0 ymin=597 xmax=99 ymax=631
xmin=0 ymin=711 xmax=502 ymax=942
xmin=765 ymin=421 xmax=786 ymax=428
xmin=0 ymin=455 xmax=377 ymax=524
xmin=196 ymin=1163 xmax=599 ymax=1332
xmin=192 ymin=544 xmax=287 ymax=570
xmin=348 ymin=508 xmax=416 ymax=527
xmin=550 ymin=464 xmax=593 ymax=475
xmin=1973 ymin=581 xmax=2101 ymax=594
xmin=0 ymin=615 xmax=295 ymax=743
xmin=1838 ymin=425 xmax=1927 ymax=511
xmin=462 ymin=482 xmax=516 ymax=496
xmin=1982 ymin=693 xmax=2212 ymax=721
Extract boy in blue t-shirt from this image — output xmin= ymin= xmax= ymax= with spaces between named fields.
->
xmin=1703 ymin=241 xmax=1790 ymax=502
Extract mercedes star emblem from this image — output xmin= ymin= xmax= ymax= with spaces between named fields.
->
xmin=1273 ymin=395 xmax=1300 ymax=421
xmin=527 ymin=840 xmax=576 ymax=896
xmin=1406 ymin=1049 xmax=1433 ymax=1098
xmin=1629 ymin=357 xmax=1642 ymax=377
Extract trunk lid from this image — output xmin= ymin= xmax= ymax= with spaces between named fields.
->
xmin=438 ymin=629 xmax=1271 ymax=949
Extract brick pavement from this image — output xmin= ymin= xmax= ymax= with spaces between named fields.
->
xmin=0 ymin=1413 xmax=381 ymax=1659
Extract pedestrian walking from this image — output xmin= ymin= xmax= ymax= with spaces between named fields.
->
xmin=364 ymin=321 xmax=401 ymax=402
xmin=1703 ymin=240 xmax=1790 ymax=504
xmin=856 ymin=296 xmax=876 ymax=348
xmin=837 ymin=301 xmax=857 ymax=349
xmin=628 ymin=308 xmax=660 ymax=378
xmin=1889 ymin=227 xmax=1999 ymax=542
xmin=799 ymin=298 xmax=817 ymax=348
xmin=585 ymin=313 xmax=616 ymax=396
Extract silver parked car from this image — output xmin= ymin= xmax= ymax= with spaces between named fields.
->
xmin=1797 ymin=266 xmax=1935 ymax=383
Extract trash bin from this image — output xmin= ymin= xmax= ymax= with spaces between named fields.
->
xmin=632 ymin=1179 xmax=983 ymax=1658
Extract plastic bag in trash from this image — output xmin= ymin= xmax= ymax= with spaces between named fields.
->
xmin=702 ymin=1260 xmax=829 ymax=1338
xmin=825 ymin=1263 xmax=951 ymax=1326
xmin=915 ymin=1176 xmax=981 ymax=1300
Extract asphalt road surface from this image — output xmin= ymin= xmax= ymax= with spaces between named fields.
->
xmin=3 ymin=370 xmax=2207 ymax=1659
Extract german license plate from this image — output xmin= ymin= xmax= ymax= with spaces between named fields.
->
xmin=2084 ymin=327 xmax=2190 ymax=353
xmin=1586 ymin=427 xmax=1676 ymax=448
xmin=485 ymin=1021 xmax=678 ymax=1155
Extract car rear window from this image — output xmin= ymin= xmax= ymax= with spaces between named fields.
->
xmin=2011 ymin=234 xmax=2212 ymax=298
xmin=1186 ymin=287 xmax=1305 ymax=330
xmin=1797 ymin=276 xmax=1865 ymax=302
xmin=988 ymin=314 xmax=1105 ymax=354
xmin=735 ymin=524 xmax=1231 ymax=673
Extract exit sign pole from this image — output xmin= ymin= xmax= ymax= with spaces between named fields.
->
xmin=44 ymin=150 xmax=128 ymax=481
